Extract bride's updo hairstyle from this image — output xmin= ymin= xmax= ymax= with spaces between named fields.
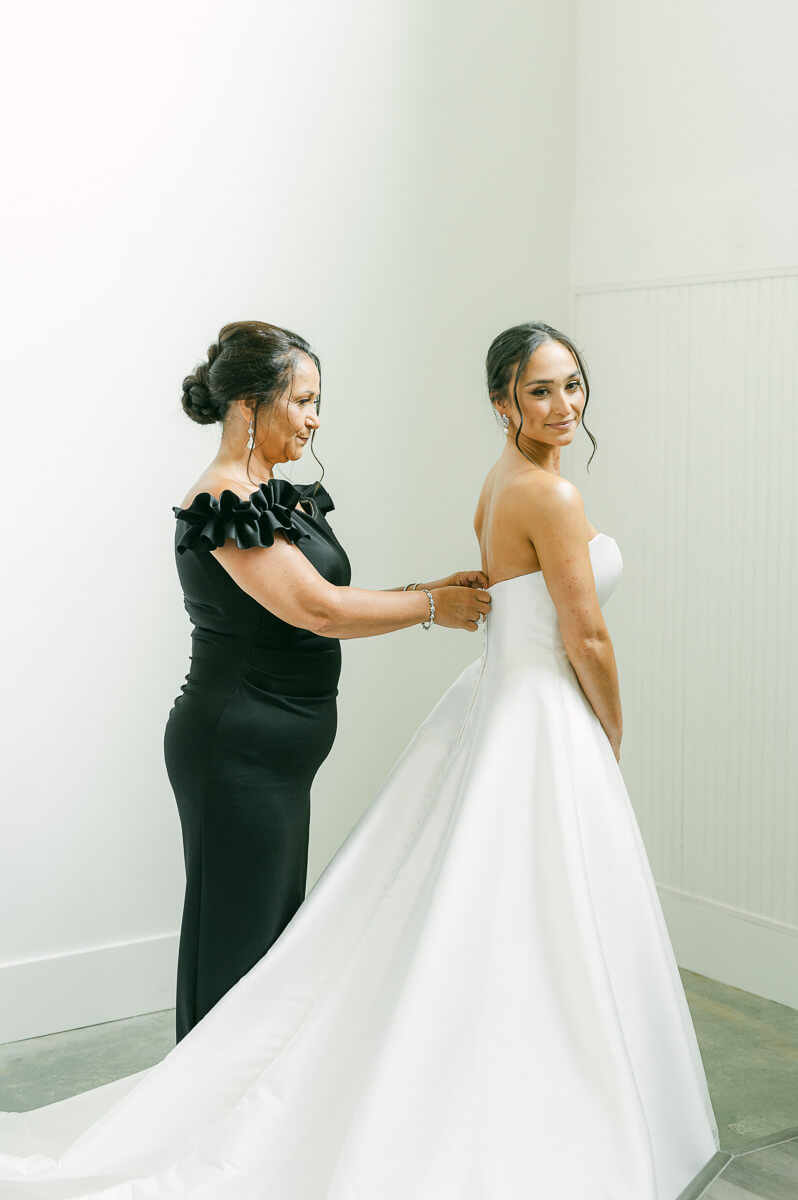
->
xmin=181 ymin=320 xmax=324 ymax=479
xmin=486 ymin=321 xmax=597 ymax=469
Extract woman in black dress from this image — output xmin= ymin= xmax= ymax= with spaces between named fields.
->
xmin=165 ymin=320 xmax=490 ymax=1042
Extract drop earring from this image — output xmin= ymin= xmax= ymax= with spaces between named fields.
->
xmin=500 ymin=413 xmax=509 ymax=432
xmin=247 ymin=420 xmax=254 ymax=450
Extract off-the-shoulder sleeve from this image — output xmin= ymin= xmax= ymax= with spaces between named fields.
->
xmin=172 ymin=479 xmax=310 ymax=554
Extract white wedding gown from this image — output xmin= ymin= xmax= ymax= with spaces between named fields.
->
xmin=0 ymin=532 xmax=720 ymax=1199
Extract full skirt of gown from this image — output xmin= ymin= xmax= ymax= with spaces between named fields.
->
xmin=0 ymin=533 xmax=720 ymax=1199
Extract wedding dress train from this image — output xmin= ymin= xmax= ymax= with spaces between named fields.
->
xmin=0 ymin=532 xmax=720 ymax=1199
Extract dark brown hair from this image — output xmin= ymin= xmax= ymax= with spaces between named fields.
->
xmin=182 ymin=320 xmax=324 ymax=482
xmin=486 ymin=321 xmax=597 ymax=469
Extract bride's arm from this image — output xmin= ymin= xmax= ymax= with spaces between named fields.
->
xmin=521 ymin=477 xmax=623 ymax=760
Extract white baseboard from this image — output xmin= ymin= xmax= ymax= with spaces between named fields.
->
xmin=659 ymin=884 xmax=798 ymax=1011
xmin=0 ymin=933 xmax=178 ymax=1044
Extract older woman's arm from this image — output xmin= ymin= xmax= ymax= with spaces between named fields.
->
xmin=382 ymin=569 xmax=488 ymax=594
xmin=212 ymin=533 xmax=491 ymax=638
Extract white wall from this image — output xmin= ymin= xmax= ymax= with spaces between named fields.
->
xmin=0 ymin=0 xmax=576 ymax=1040
xmin=567 ymin=0 xmax=798 ymax=1006
xmin=572 ymin=0 xmax=798 ymax=285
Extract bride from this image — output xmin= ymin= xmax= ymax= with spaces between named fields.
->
xmin=0 ymin=321 xmax=720 ymax=1199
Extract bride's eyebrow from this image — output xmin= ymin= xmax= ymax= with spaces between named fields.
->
xmin=525 ymin=372 xmax=581 ymax=386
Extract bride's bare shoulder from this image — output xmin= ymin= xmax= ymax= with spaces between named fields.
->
xmin=496 ymin=467 xmax=582 ymax=510
xmin=497 ymin=472 xmax=589 ymax=547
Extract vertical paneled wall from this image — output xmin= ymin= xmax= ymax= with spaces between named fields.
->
xmin=569 ymin=272 xmax=798 ymax=1006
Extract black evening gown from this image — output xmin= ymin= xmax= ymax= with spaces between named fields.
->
xmin=164 ymin=478 xmax=351 ymax=1042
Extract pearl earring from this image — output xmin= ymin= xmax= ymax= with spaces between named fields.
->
xmin=500 ymin=413 xmax=509 ymax=432
xmin=247 ymin=420 xmax=254 ymax=450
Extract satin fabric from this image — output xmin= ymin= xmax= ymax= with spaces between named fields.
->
xmin=0 ymin=533 xmax=720 ymax=1198
xmin=165 ymin=480 xmax=351 ymax=1040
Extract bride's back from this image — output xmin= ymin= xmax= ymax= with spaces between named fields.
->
xmin=474 ymin=460 xmax=550 ymax=587
xmin=474 ymin=459 xmax=597 ymax=587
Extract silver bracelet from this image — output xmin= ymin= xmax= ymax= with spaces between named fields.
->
xmin=421 ymin=588 xmax=435 ymax=630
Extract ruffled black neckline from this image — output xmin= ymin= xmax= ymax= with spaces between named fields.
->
xmin=172 ymin=478 xmax=334 ymax=555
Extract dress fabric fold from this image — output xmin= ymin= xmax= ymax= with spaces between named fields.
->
xmin=0 ymin=531 xmax=721 ymax=1199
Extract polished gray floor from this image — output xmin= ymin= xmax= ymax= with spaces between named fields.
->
xmin=0 ymin=1007 xmax=175 ymax=1111
xmin=1 ymin=969 xmax=796 ymax=1197
xmin=675 ymin=970 xmax=798 ymax=1199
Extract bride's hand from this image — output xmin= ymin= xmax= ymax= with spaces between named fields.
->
xmin=431 ymin=585 xmax=491 ymax=632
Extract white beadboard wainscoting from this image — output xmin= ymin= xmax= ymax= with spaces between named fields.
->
xmin=567 ymin=271 xmax=798 ymax=1009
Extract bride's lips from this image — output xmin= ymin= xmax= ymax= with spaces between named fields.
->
xmin=547 ymin=419 xmax=573 ymax=430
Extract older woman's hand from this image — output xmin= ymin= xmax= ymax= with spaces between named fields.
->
xmin=431 ymin=585 xmax=491 ymax=632
xmin=424 ymin=569 xmax=489 ymax=591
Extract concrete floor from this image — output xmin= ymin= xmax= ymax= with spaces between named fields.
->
xmin=0 ymin=968 xmax=796 ymax=1198
xmin=677 ymin=970 xmax=798 ymax=1199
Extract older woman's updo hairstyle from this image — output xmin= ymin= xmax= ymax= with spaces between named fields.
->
xmin=181 ymin=319 xmax=323 ymax=477
xmin=486 ymin=320 xmax=597 ymax=469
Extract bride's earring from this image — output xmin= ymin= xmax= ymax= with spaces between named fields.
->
xmin=500 ymin=413 xmax=509 ymax=432
xmin=247 ymin=420 xmax=254 ymax=450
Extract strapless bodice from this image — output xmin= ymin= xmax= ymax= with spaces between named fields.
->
xmin=483 ymin=533 xmax=623 ymax=661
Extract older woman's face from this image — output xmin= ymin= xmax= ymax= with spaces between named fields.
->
xmin=499 ymin=340 xmax=584 ymax=444
xmin=258 ymin=353 xmax=321 ymax=465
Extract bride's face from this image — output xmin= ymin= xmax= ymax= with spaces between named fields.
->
xmin=498 ymin=340 xmax=585 ymax=445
